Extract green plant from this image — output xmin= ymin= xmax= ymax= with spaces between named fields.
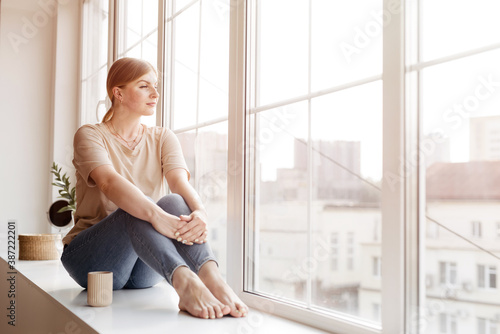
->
xmin=50 ymin=162 xmax=76 ymax=213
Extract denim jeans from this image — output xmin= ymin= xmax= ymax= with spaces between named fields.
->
xmin=61 ymin=194 xmax=217 ymax=290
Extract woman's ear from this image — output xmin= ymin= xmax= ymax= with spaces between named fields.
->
xmin=112 ymin=87 xmax=122 ymax=103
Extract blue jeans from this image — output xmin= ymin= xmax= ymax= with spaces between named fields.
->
xmin=61 ymin=194 xmax=217 ymax=290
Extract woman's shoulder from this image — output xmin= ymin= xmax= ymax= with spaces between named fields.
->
xmin=74 ymin=123 xmax=107 ymax=141
xmin=144 ymin=125 xmax=174 ymax=138
xmin=77 ymin=123 xmax=105 ymax=132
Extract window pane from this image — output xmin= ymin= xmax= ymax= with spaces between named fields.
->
xmin=175 ymin=0 xmax=196 ymax=13
xmin=81 ymin=0 xmax=109 ymax=125
xmin=245 ymin=0 xmax=382 ymax=327
xmin=310 ymin=82 xmax=382 ymax=320
xmin=257 ymin=0 xmax=309 ymax=106
xmin=165 ymin=0 xmax=229 ymax=275
xmin=311 ymin=0 xmax=382 ymax=92
xmin=421 ymin=39 xmax=500 ymax=334
xmin=248 ymin=103 xmax=309 ymax=304
xmin=478 ymin=265 xmax=485 ymax=288
xmin=117 ymin=0 xmax=159 ymax=127
xmin=198 ymin=0 xmax=230 ymax=123
xmin=489 ymin=267 xmax=496 ymax=289
xmin=421 ymin=0 xmax=500 ymax=62
xmin=176 ymin=122 xmax=228 ymax=276
xmin=172 ymin=3 xmax=200 ymax=130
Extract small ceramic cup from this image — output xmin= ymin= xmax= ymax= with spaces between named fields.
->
xmin=87 ymin=271 xmax=113 ymax=307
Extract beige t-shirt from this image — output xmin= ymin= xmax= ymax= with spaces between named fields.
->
xmin=62 ymin=123 xmax=190 ymax=246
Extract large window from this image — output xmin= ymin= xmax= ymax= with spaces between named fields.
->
xmin=80 ymin=0 xmax=500 ymax=332
xmin=243 ymin=0 xmax=383 ymax=329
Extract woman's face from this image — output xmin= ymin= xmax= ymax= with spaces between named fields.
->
xmin=120 ymin=71 xmax=159 ymax=117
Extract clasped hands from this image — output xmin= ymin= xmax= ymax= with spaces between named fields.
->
xmin=151 ymin=209 xmax=208 ymax=245
xmin=175 ymin=210 xmax=208 ymax=245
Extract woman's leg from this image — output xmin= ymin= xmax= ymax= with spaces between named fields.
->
xmin=61 ymin=207 xmax=156 ymax=290
xmin=156 ymin=195 xmax=217 ymax=273
xmin=61 ymin=194 xmax=231 ymax=319
xmin=123 ymin=258 xmax=163 ymax=289
xmin=156 ymin=195 xmax=248 ymax=318
xmin=153 ymin=195 xmax=232 ymax=319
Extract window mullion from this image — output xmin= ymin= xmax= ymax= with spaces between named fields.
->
xmin=382 ymin=0 xmax=406 ymax=333
xmin=167 ymin=0 xmax=176 ymax=129
xmin=156 ymin=0 xmax=166 ymax=127
xmin=227 ymin=0 xmax=247 ymax=297
xmin=306 ymin=0 xmax=313 ymax=310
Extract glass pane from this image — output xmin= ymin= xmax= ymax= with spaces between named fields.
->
xmin=421 ymin=0 xmax=500 ymax=62
xmin=175 ymin=0 xmax=197 ymax=13
xmin=249 ymin=103 xmax=309 ymax=304
xmin=311 ymin=0 xmax=382 ymax=92
xmin=257 ymin=0 xmax=309 ymax=106
xmin=422 ymin=49 xmax=500 ymax=334
xmin=172 ymin=3 xmax=200 ymax=130
xmin=117 ymin=0 xmax=159 ymax=127
xmin=198 ymin=0 xmax=230 ymax=123
xmin=81 ymin=0 xmax=109 ymax=125
xmin=176 ymin=122 xmax=228 ymax=277
xmin=246 ymin=0 xmax=383 ymax=327
xmin=310 ymin=82 xmax=382 ymax=321
xmin=118 ymin=0 xmax=158 ymax=62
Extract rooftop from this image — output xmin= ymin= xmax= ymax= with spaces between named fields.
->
xmin=426 ymin=161 xmax=500 ymax=200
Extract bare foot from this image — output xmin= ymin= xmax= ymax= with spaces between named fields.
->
xmin=172 ymin=266 xmax=230 ymax=319
xmin=199 ymin=262 xmax=249 ymax=318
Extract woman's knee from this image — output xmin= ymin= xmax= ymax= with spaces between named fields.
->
xmin=156 ymin=194 xmax=191 ymax=216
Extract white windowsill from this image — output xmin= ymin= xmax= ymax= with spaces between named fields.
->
xmin=15 ymin=260 xmax=330 ymax=334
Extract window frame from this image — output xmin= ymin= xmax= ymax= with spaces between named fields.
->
xmin=439 ymin=262 xmax=458 ymax=286
xmin=472 ymin=220 xmax=483 ymax=238
xmin=227 ymin=0 xmax=408 ymax=333
xmin=80 ymin=0 xmax=412 ymax=332
xmin=478 ymin=264 xmax=497 ymax=289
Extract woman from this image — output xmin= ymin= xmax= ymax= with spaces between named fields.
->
xmin=61 ymin=57 xmax=248 ymax=320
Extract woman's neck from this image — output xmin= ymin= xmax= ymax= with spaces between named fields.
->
xmin=107 ymin=116 xmax=142 ymax=141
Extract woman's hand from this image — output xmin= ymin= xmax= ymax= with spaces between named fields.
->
xmin=150 ymin=211 xmax=187 ymax=240
xmin=175 ymin=210 xmax=208 ymax=245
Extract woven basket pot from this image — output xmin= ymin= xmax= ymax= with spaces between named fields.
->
xmin=18 ymin=234 xmax=61 ymax=260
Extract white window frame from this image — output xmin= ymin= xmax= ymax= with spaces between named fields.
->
xmin=472 ymin=220 xmax=483 ymax=238
xmin=439 ymin=313 xmax=458 ymax=334
xmin=439 ymin=262 xmax=458 ymax=286
xmin=478 ymin=265 xmax=497 ymax=289
xmin=227 ymin=0 xmax=408 ymax=333
xmin=373 ymin=257 xmax=382 ymax=278
xmin=331 ymin=232 xmax=339 ymax=272
xmin=478 ymin=317 xmax=499 ymax=334
xmin=347 ymin=232 xmax=355 ymax=271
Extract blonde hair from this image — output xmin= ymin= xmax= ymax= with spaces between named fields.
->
xmin=102 ymin=57 xmax=157 ymax=123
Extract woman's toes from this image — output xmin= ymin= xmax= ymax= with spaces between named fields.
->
xmin=200 ymin=306 xmax=210 ymax=319
xmin=214 ymin=305 xmax=224 ymax=318
xmin=222 ymin=304 xmax=231 ymax=316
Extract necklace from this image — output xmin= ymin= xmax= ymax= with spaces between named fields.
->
xmin=107 ymin=122 xmax=143 ymax=149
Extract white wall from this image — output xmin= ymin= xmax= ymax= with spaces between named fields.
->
xmin=0 ymin=0 xmax=80 ymax=257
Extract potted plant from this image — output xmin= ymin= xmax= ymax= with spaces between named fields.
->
xmin=50 ymin=162 xmax=76 ymax=214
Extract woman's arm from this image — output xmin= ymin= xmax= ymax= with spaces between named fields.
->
xmin=90 ymin=164 xmax=185 ymax=239
xmin=166 ymin=168 xmax=208 ymax=245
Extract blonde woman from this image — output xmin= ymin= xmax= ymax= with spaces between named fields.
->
xmin=61 ymin=57 xmax=248 ymax=320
